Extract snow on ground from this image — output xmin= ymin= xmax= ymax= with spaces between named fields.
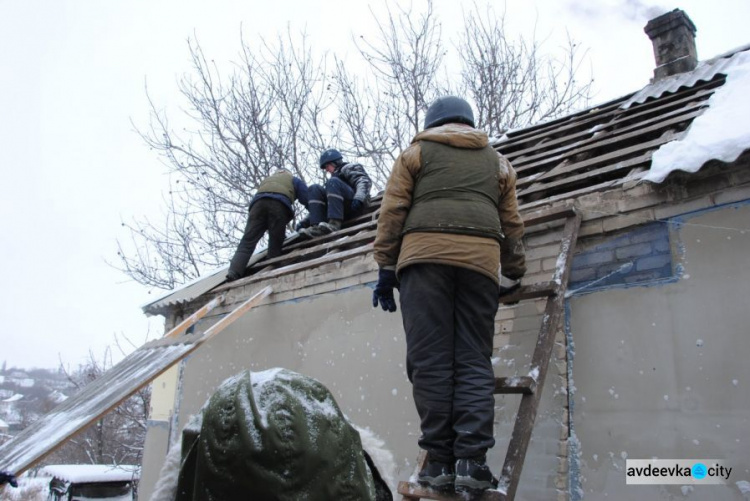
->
xmin=41 ymin=464 xmax=139 ymax=483
xmin=643 ymin=50 xmax=750 ymax=183
xmin=3 ymin=474 xmax=50 ymax=501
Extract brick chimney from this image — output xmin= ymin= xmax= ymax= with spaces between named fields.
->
xmin=644 ymin=9 xmax=698 ymax=80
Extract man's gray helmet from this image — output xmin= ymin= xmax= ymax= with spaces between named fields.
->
xmin=423 ymin=96 xmax=475 ymax=129
xmin=319 ymin=148 xmax=343 ymax=169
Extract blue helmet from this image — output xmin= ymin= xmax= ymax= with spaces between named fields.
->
xmin=423 ymin=96 xmax=475 ymax=129
xmin=319 ymin=148 xmax=343 ymax=169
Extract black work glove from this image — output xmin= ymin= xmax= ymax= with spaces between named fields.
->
xmin=372 ymin=268 xmax=398 ymax=312
xmin=350 ymin=199 xmax=363 ymax=214
xmin=0 ymin=471 xmax=18 ymax=488
xmin=499 ymin=275 xmax=521 ymax=304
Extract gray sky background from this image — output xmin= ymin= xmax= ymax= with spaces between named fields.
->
xmin=1 ymin=0 xmax=748 ymax=370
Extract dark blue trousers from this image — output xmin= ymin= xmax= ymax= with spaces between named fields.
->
xmin=307 ymin=177 xmax=355 ymax=224
xmin=400 ymin=263 xmax=500 ymax=462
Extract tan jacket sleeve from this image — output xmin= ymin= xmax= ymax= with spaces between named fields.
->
xmin=373 ymin=143 xmax=422 ymax=269
xmin=497 ymin=155 xmax=527 ymax=279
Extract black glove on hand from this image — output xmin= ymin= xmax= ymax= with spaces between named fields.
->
xmin=350 ymin=199 xmax=363 ymax=214
xmin=0 ymin=471 xmax=18 ymax=488
xmin=372 ymin=268 xmax=398 ymax=312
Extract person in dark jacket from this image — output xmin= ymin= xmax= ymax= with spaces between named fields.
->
xmin=372 ymin=96 xmax=526 ymax=495
xmin=226 ymin=169 xmax=308 ymax=282
xmin=297 ymin=149 xmax=372 ymax=238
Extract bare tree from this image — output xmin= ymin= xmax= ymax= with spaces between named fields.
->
xmin=459 ymin=4 xmax=593 ymax=137
xmin=118 ymin=2 xmax=593 ymax=290
xmin=331 ymin=1 xmax=446 ymax=186
xmin=117 ymin=31 xmax=333 ymax=290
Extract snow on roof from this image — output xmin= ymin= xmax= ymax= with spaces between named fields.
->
xmin=0 ymin=418 xmax=8 ymax=428
xmin=643 ymin=49 xmax=750 ymax=183
xmin=41 ymin=464 xmax=139 ymax=483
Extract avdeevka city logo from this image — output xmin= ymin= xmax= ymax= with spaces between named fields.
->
xmin=691 ymin=463 xmax=707 ymax=480
xmin=626 ymin=459 xmax=732 ymax=485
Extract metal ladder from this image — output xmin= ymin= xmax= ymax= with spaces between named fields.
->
xmin=397 ymin=207 xmax=581 ymax=501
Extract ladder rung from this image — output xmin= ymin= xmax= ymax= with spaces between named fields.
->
xmin=397 ymin=481 xmax=505 ymax=500
xmin=494 ymin=376 xmax=535 ymax=395
xmin=499 ymin=281 xmax=557 ymax=305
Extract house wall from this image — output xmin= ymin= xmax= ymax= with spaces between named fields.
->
xmin=568 ymin=202 xmax=750 ymax=500
xmin=140 ymin=270 xmax=567 ymax=500
xmin=139 ymin=160 xmax=750 ymax=500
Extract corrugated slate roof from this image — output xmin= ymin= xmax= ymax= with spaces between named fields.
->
xmin=141 ymin=267 xmax=226 ymax=316
xmin=622 ymin=43 xmax=750 ymax=108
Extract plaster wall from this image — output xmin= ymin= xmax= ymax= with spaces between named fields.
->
xmin=569 ymin=203 xmax=750 ymax=500
xmin=140 ymin=284 xmax=565 ymax=499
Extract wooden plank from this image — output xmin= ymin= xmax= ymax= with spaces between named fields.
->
xmin=518 ymin=179 xmax=617 ymax=213
xmin=499 ymin=282 xmax=557 ymax=305
xmin=497 ymin=98 xmax=627 ymax=154
xmin=397 ymin=482 xmax=506 ymax=500
xmin=248 ymin=230 xmax=376 ymax=273
xmin=530 ymin=115 xmax=691 ymax=181
xmin=494 ymin=376 xmax=535 ymax=395
xmin=507 ymin=88 xmax=713 ymax=167
xmin=518 ymin=129 xmax=683 ymax=191
xmin=514 ymin=108 xmax=703 ymax=177
xmin=215 ymin=245 xmax=374 ymax=292
xmin=401 ymin=450 xmax=428 ymax=501
xmin=499 ymin=213 xmax=581 ymax=500
xmin=518 ymin=152 xmax=654 ymax=198
xmin=163 ymin=295 xmax=225 ymax=338
xmin=0 ymin=287 xmax=271 ymax=477
xmin=497 ymin=76 xmax=721 ymax=157
xmin=283 ymin=219 xmax=377 ymax=253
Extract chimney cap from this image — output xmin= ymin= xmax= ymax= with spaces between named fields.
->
xmin=645 ymin=9 xmax=696 ymax=39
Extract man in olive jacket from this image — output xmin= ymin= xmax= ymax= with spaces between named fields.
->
xmin=372 ymin=96 xmax=526 ymax=495
xmin=226 ymin=168 xmax=308 ymax=282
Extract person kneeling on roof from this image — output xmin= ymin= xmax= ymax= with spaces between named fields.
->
xmin=226 ymin=168 xmax=309 ymax=282
xmin=297 ymin=148 xmax=372 ymax=238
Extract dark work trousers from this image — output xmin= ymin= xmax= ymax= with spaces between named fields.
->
xmin=307 ymin=177 xmax=355 ymax=224
xmin=228 ymin=198 xmax=292 ymax=278
xmin=399 ymin=263 xmax=500 ymax=462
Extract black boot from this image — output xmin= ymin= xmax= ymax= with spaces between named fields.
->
xmin=454 ymin=457 xmax=498 ymax=494
xmin=417 ymin=455 xmax=455 ymax=491
xmin=300 ymin=219 xmax=341 ymax=238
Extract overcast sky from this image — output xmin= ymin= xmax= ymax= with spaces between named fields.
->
xmin=1 ymin=0 xmax=749 ymax=371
